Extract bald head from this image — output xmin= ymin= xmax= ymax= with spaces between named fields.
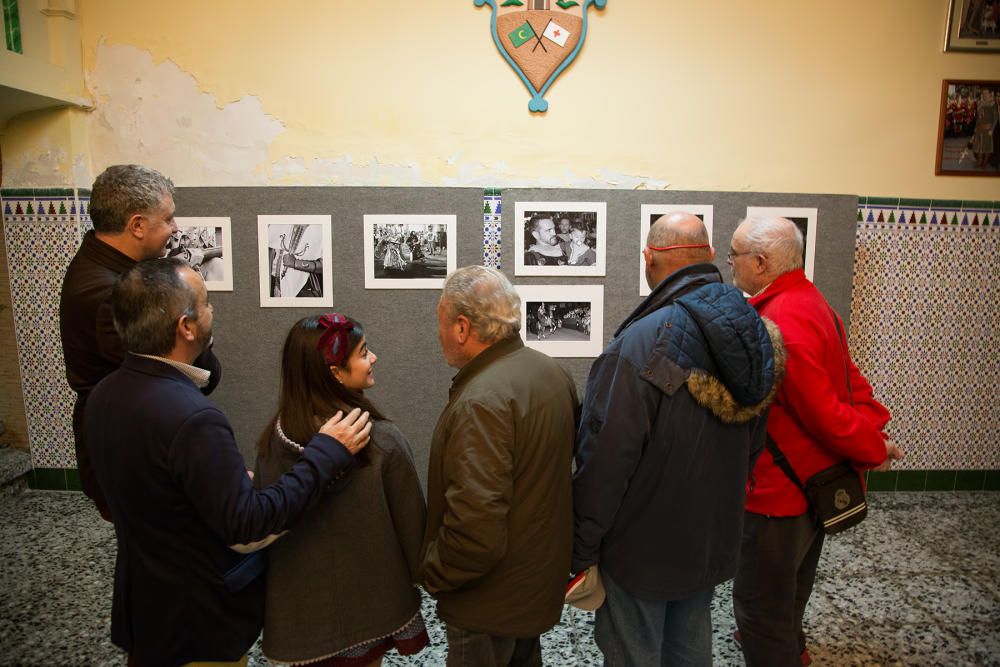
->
xmin=643 ymin=212 xmax=714 ymax=290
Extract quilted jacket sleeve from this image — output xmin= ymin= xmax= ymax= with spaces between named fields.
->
xmin=572 ymin=351 xmax=659 ymax=573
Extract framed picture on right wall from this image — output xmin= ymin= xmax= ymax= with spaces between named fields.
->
xmin=935 ymin=80 xmax=1000 ymax=176
xmin=944 ymin=0 xmax=1000 ymax=52
xmin=745 ymin=207 xmax=818 ymax=281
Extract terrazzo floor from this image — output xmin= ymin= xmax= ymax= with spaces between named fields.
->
xmin=1 ymin=491 xmax=997 ymax=666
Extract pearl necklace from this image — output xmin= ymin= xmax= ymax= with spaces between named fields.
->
xmin=274 ymin=418 xmax=305 ymax=454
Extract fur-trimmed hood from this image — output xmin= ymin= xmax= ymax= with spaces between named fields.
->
xmin=687 ymin=317 xmax=785 ymax=424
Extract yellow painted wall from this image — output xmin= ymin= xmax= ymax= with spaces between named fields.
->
xmin=12 ymin=0 xmax=995 ymax=196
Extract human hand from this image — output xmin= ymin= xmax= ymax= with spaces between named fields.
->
xmin=320 ymin=408 xmax=372 ymax=455
xmin=281 ymin=253 xmax=295 ymax=267
xmin=873 ymin=439 xmax=904 ymax=472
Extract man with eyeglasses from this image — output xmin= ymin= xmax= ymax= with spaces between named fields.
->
xmin=572 ymin=211 xmax=783 ymax=665
xmin=728 ymin=216 xmax=901 ymax=666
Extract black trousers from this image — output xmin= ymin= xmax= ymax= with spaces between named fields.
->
xmin=444 ymin=624 xmax=542 ymax=667
xmin=732 ymin=511 xmax=825 ymax=667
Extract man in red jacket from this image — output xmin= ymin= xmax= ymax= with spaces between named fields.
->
xmin=728 ymin=217 xmax=903 ymax=666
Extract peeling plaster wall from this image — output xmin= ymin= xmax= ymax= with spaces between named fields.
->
xmin=84 ymin=44 xmax=285 ymax=186
xmin=30 ymin=1 xmax=1000 ymax=194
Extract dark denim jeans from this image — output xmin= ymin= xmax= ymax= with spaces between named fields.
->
xmin=594 ymin=570 xmax=714 ymax=666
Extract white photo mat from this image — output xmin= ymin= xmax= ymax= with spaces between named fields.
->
xmin=638 ymin=205 xmax=715 ymax=296
xmin=745 ymin=207 xmax=818 ymax=281
xmin=517 ymin=284 xmax=604 ymax=358
xmin=363 ymin=214 xmax=457 ymax=289
xmin=257 ymin=214 xmax=333 ymax=308
xmin=514 ymin=201 xmax=607 ymax=277
xmin=171 ymin=217 xmax=234 ymax=292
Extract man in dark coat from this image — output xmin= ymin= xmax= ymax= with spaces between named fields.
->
xmin=87 ymin=258 xmax=372 ymax=667
xmin=572 ymin=212 xmax=784 ymax=666
xmin=59 ymin=164 xmax=221 ymax=520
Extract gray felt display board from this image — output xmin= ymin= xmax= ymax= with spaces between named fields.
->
xmin=500 ymin=189 xmax=859 ymax=393
xmin=175 ymin=187 xmax=857 ymax=488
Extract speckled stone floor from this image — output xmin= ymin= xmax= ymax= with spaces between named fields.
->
xmin=1 ymin=491 xmax=997 ymax=666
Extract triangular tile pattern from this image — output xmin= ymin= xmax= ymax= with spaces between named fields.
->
xmin=854 ymin=199 xmax=999 ymax=469
xmin=482 ymin=188 xmax=502 ymax=269
xmin=0 ymin=190 xmax=84 ymax=469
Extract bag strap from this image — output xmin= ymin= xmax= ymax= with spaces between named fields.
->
xmin=766 ymin=309 xmax=852 ymax=496
xmin=764 ymin=435 xmax=807 ymax=492
xmin=829 ymin=309 xmax=853 ymax=405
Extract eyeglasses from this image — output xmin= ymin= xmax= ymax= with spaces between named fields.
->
xmin=645 ymin=243 xmax=711 ymax=253
xmin=726 ymin=249 xmax=755 ymax=263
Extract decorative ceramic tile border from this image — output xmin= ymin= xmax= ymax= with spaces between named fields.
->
xmin=483 ymin=187 xmax=502 ymax=269
xmin=851 ymin=198 xmax=1000 ymax=471
xmin=1 ymin=190 xmax=83 ymax=469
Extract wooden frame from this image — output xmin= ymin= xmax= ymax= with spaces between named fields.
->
xmin=944 ymin=0 xmax=1000 ymax=52
xmin=935 ymin=79 xmax=1000 ymax=176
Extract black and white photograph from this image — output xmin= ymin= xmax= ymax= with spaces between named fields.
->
xmin=639 ymin=204 xmax=714 ymax=296
xmin=166 ymin=217 xmax=233 ymax=291
xmin=364 ymin=214 xmax=456 ymax=289
xmin=518 ymin=285 xmax=603 ymax=357
xmin=514 ymin=201 xmax=606 ymax=276
xmin=257 ymin=214 xmax=333 ymax=307
xmin=746 ymin=206 xmax=818 ymax=280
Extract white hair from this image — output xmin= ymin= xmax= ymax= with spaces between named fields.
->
xmin=441 ymin=266 xmax=521 ymax=343
xmin=738 ymin=217 xmax=803 ymax=275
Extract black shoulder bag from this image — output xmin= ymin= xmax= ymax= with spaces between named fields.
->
xmin=765 ymin=312 xmax=867 ymax=535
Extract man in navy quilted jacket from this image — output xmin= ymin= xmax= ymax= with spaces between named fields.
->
xmin=572 ymin=212 xmax=785 ymax=666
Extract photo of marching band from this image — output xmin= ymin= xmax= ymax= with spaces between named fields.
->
xmin=526 ymin=301 xmax=592 ymax=342
xmin=364 ymin=214 xmax=456 ymax=289
xmin=517 ymin=284 xmax=604 ymax=357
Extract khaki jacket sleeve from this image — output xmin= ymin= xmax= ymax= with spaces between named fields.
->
xmin=422 ymin=400 xmax=513 ymax=594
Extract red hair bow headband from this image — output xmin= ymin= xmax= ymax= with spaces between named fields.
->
xmin=317 ymin=313 xmax=354 ymax=367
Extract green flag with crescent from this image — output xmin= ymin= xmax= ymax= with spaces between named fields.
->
xmin=508 ymin=21 xmax=536 ymax=48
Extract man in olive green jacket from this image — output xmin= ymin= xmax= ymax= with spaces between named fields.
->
xmin=423 ymin=266 xmax=579 ymax=667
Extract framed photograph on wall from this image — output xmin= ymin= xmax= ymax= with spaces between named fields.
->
xmin=935 ymin=79 xmax=1000 ymax=176
xmin=944 ymin=0 xmax=1000 ymax=52
xmin=257 ymin=215 xmax=333 ymax=307
xmin=638 ymin=205 xmax=714 ymax=297
xmin=518 ymin=285 xmax=604 ymax=358
xmin=745 ymin=207 xmax=818 ymax=281
xmin=514 ymin=202 xmax=607 ymax=277
xmin=364 ymin=214 xmax=456 ymax=289
xmin=168 ymin=217 xmax=233 ymax=291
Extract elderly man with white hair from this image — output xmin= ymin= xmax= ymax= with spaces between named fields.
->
xmin=728 ymin=217 xmax=902 ymax=666
xmin=422 ymin=265 xmax=578 ymax=667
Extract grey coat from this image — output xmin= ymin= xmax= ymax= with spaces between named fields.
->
xmin=255 ymin=419 xmax=426 ymax=663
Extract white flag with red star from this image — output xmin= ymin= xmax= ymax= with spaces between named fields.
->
xmin=543 ymin=20 xmax=571 ymax=47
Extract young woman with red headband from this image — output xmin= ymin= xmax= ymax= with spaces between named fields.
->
xmin=254 ymin=313 xmax=428 ymax=667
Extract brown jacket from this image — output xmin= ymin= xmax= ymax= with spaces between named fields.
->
xmin=422 ymin=336 xmax=578 ymax=637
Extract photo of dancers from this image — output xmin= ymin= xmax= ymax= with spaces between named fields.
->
xmin=364 ymin=215 xmax=456 ymax=289
xmin=514 ymin=201 xmax=606 ymax=277
xmin=165 ymin=217 xmax=233 ymax=291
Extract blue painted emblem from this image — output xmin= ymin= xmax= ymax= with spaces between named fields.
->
xmin=475 ymin=0 xmax=606 ymax=113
